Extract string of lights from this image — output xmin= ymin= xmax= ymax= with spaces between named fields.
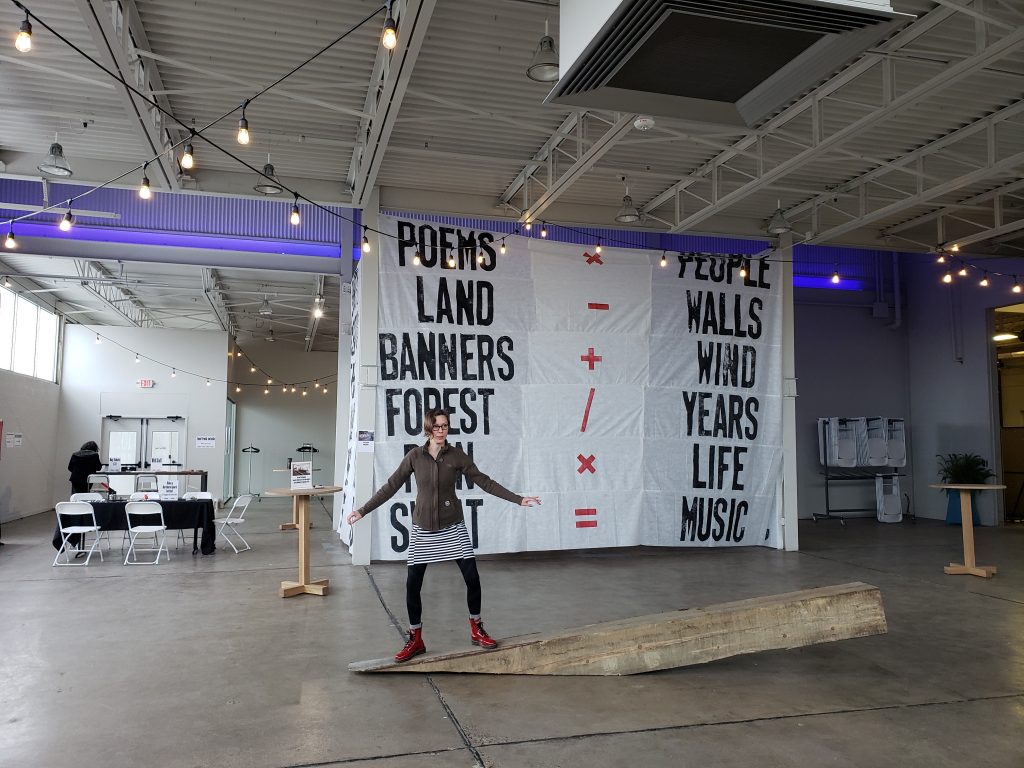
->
xmin=90 ymin=327 xmax=337 ymax=394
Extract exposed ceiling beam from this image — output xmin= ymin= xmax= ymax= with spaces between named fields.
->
xmin=201 ymin=268 xmax=231 ymax=333
xmin=499 ymin=112 xmax=580 ymax=206
xmin=71 ymin=0 xmax=181 ymax=192
xmin=517 ymin=113 xmax=638 ymax=223
xmin=882 ymin=178 xmax=1024 ymax=236
xmin=662 ymin=21 xmax=1024 ymax=233
xmin=75 ymin=260 xmax=161 ymax=327
xmin=944 ymin=217 xmax=1024 ymax=250
xmin=304 ymin=275 xmax=325 ymax=352
xmin=640 ymin=5 xmax=959 ymax=227
xmin=347 ymin=0 xmax=437 ymax=208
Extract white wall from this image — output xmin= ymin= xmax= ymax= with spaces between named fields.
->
xmin=0 ymin=368 xmax=60 ymax=522
xmin=228 ymin=340 xmax=338 ymax=496
xmin=56 ymin=325 xmax=229 ymax=507
xmin=903 ymin=255 xmax=1020 ymax=524
xmin=794 ymin=293 xmax=911 ymax=519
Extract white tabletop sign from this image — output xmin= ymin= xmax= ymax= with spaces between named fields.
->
xmin=195 ymin=435 xmax=216 ymax=449
xmin=290 ymin=461 xmax=313 ymax=491
xmin=108 ymin=457 xmax=121 ymax=472
xmin=151 ymin=457 xmax=163 ymax=471
xmin=159 ymin=477 xmax=179 ymax=501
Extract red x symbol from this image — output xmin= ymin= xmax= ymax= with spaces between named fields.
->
xmin=577 ymin=454 xmax=596 ymax=474
xmin=584 ymin=251 xmax=604 ymax=265
xmin=580 ymin=347 xmax=602 ymax=370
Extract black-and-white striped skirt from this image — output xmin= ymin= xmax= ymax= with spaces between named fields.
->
xmin=408 ymin=521 xmax=474 ymax=565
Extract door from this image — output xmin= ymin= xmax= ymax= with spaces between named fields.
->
xmin=101 ymin=417 xmax=143 ymax=495
xmin=224 ymin=399 xmax=236 ymax=499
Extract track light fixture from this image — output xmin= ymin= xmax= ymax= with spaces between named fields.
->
xmin=254 ymin=157 xmax=283 ymax=195
xmin=237 ymin=101 xmax=250 ymax=145
xmin=381 ymin=2 xmax=397 ymax=50
xmin=59 ymin=208 xmax=74 ymax=232
xmin=15 ymin=12 xmax=31 ymax=52
xmin=290 ymin=195 xmax=301 ymax=226
xmin=38 ymin=137 xmax=72 ymax=177
xmin=4 ymin=229 xmax=16 ymax=249
xmin=615 ymin=177 xmax=640 ymax=224
xmin=138 ymin=166 xmax=152 ymax=199
xmin=527 ymin=19 xmax=559 ymax=82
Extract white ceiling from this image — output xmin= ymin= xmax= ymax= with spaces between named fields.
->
xmin=1 ymin=0 xmax=1023 ymax=345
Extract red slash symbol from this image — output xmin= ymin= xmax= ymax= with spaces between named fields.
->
xmin=584 ymin=251 xmax=604 ymax=265
xmin=577 ymin=454 xmax=596 ymax=474
xmin=575 ymin=508 xmax=597 ymax=529
xmin=580 ymin=387 xmax=596 ymax=433
xmin=580 ymin=347 xmax=602 ymax=370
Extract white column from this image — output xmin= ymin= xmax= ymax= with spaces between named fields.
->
xmin=351 ymin=189 xmax=381 ymax=565
xmin=779 ymin=231 xmax=800 ymax=550
xmin=331 ymin=214 xmax=355 ymax=530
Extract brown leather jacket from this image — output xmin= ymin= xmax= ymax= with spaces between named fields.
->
xmin=357 ymin=441 xmax=522 ymax=531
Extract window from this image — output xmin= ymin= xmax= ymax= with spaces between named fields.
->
xmin=0 ymin=284 xmax=60 ymax=383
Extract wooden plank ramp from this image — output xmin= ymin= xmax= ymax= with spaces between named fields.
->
xmin=348 ymin=582 xmax=887 ymax=676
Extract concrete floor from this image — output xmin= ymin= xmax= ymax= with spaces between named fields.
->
xmin=1 ymin=499 xmax=1022 ymax=768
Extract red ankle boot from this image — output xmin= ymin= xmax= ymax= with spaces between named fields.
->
xmin=469 ymin=618 xmax=498 ymax=649
xmin=394 ymin=628 xmax=425 ymax=662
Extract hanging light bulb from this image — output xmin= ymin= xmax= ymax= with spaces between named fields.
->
xmin=206 ymin=378 xmax=212 ymax=386
xmin=59 ymin=209 xmax=74 ymax=232
xmin=832 ymin=271 xmax=841 ymax=284
xmin=135 ymin=353 xmax=140 ymax=363
xmin=181 ymin=142 xmax=195 ymax=170
xmin=659 ymin=252 xmax=667 ymax=268
xmin=936 ymin=252 xmax=946 ymax=264
xmin=314 ymin=380 xmax=320 ymax=389
xmin=264 ymin=388 xmax=269 ymax=395
xmin=267 ymin=378 xmax=273 ymax=385
xmin=381 ymin=2 xmax=397 ymax=50
xmin=95 ymin=334 xmax=101 ymax=344
xmin=477 ymin=251 xmax=484 ymax=264
xmin=524 ymin=221 xmax=532 ymax=232
xmin=1014 ymin=277 xmax=1022 ymax=294
xmin=290 ymin=195 xmax=301 ymax=226
xmin=596 ymin=241 xmax=602 ymax=254
xmin=413 ymin=250 xmax=422 ymax=266
xmin=322 ymin=386 xmax=329 ymax=394
xmin=237 ymin=102 xmax=250 ymax=145
xmin=171 ymin=368 xmax=176 ymax=377
xmin=235 ymin=385 xmax=241 ymax=393
xmin=291 ymin=386 xmax=296 ymax=393
xmin=138 ymin=167 xmax=152 ymax=200
xmin=362 ymin=228 xmax=371 ymax=252
xmin=980 ymin=272 xmax=989 ymax=287
xmin=447 ymin=250 xmax=456 ymax=268
xmin=958 ymin=264 xmax=968 ymax=277
xmin=4 ymin=228 xmax=16 ymax=249
xmin=302 ymin=388 xmax=308 ymax=397
xmin=942 ymin=271 xmax=953 ymax=284
xmin=540 ymin=222 xmax=548 ymax=238
xmin=951 ymin=244 xmax=960 ymax=252
xmin=499 ymin=241 xmax=506 ymax=255
xmin=313 ymin=305 xmax=324 ymax=319
xmin=739 ymin=264 xmax=748 ymax=279
xmin=282 ymin=385 xmax=288 ymax=393
xmin=15 ymin=12 xmax=32 ymax=53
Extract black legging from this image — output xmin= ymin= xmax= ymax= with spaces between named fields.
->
xmin=406 ymin=558 xmax=481 ymax=626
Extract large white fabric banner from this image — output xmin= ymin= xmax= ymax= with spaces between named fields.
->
xmin=359 ymin=215 xmax=782 ymax=560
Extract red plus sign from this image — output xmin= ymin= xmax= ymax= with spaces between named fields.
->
xmin=580 ymin=347 xmax=602 ymax=370
xmin=584 ymin=251 xmax=604 ymax=265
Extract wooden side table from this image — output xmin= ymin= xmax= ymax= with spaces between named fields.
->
xmin=271 ymin=469 xmax=322 ymax=529
xmin=266 ymin=486 xmax=342 ymax=597
xmin=930 ymin=483 xmax=1005 ymax=578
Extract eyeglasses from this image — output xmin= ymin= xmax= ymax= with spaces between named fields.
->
xmin=431 ymin=424 xmax=449 ymax=432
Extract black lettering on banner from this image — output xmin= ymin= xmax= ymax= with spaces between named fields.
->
xmin=379 ymin=333 xmax=398 ymax=380
xmin=695 ymin=342 xmax=757 ymax=388
xmin=390 ymin=502 xmax=410 ymax=552
xmin=416 ymin=277 xmax=494 ymax=327
xmin=478 ymin=233 xmax=496 ymax=271
xmin=680 ymin=497 xmax=749 ymax=543
xmin=418 ymin=225 xmax=439 ymax=267
xmin=384 ymin=387 xmax=496 ymax=438
xmin=397 ymin=221 xmax=417 ymax=267
xmin=465 ymin=498 xmax=483 ymax=547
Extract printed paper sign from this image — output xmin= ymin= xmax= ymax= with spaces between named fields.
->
xmin=151 ymin=457 xmax=163 ymax=471
xmin=12 ymin=433 xmax=22 ymax=447
xmin=159 ymin=478 xmax=179 ymax=501
xmin=195 ymin=435 xmax=216 ymax=448
xmin=357 ymin=430 xmax=374 ymax=453
xmin=290 ymin=460 xmax=313 ymax=491
xmin=108 ymin=457 xmax=121 ymax=472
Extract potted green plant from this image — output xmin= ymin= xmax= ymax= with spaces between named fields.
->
xmin=937 ymin=453 xmax=995 ymax=525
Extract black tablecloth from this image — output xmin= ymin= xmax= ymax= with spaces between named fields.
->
xmin=52 ymin=500 xmax=216 ymax=555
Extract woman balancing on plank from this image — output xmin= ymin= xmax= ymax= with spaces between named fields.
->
xmin=347 ymin=408 xmax=541 ymax=662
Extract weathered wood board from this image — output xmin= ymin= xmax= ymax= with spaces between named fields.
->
xmin=349 ymin=582 xmax=886 ymax=676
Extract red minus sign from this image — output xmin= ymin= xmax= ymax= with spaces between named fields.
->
xmin=575 ymin=521 xmax=598 ymax=528
xmin=587 ymin=302 xmax=609 ymax=310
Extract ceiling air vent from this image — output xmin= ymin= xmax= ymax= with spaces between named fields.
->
xmin=548 ymin=0 xmax=914 ymax=128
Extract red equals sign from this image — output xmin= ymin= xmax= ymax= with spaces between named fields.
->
xmin=575 ymin=508 xmax=597 ymax=528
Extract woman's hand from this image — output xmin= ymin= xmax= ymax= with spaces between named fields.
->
xmin=520 ymin=496 xmax=541 ymax=507
xmin=346 ymin=510 xmax=363 ymax=525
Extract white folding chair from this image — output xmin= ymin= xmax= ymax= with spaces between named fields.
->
xmin=124 ymin=501 xmax=169 ymax=565
xmin=87 ymin=473 xmax=111 ymax=498
xmin=135 ymin=474 xmax=159 ymax=493
xmin=129 ymin=491 xmax=155 ymax=501
xmin=217 ymin=494 xmax=253 ymax=553
xmin=53 ymin=502 xmax=104 ymax=566
xmin=69 ymin=493 xmax=114 ymax=549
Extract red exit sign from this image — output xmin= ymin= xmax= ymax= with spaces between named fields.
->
xmin=137 ymin=378 xmax=155 ymax=388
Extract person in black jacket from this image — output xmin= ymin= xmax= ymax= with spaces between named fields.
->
xmin=67 ymin=441 xmax=103 ymax=495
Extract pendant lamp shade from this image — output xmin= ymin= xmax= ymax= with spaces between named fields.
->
xmin=38 ymin=142 xmax=72 ymax=177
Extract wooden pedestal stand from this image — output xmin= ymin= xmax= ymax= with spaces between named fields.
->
xmin=266 ymin=486 xmax=342 ymax=597
xmin=930 ymin=483 xmax=1005 ymax=578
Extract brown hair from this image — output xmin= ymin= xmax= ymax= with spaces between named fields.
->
xmin=423 ymin=408 xmax=450 ymax=437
